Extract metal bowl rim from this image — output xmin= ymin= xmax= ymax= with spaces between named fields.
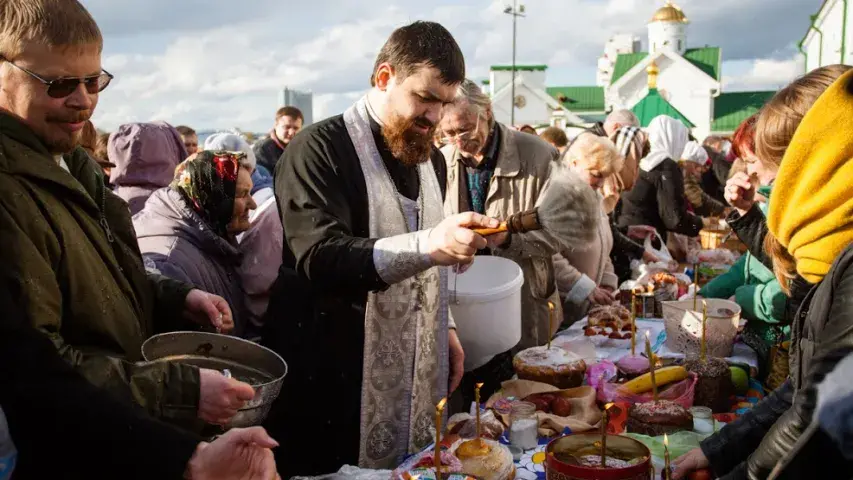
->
xmin=142 ymin=331 xmax=288 ymax=387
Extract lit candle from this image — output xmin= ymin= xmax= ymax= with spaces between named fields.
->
xmin=664 ymin=433 xmax=671 ymax=480
xmin=645 ymin=331 xmax=659 ymax=402
xmin=435 ymin=398 xmax=447 ymax=480
xmin=475 ymin=382 xmax=484 ymax=446
xmin=630 ymin=294 xmax=637 ymax=356
xmin=701 ymin=300 xmax=708 ymax=362
xmin=600 ymin=403 xmax=613 ymax=468
xmin=547 ymin=301 xmax=555 ymax=350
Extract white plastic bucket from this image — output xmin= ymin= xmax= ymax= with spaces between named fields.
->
xmin=448 ymin=256 xmax=524 ymax=371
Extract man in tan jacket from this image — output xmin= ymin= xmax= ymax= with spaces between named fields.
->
xmin=440 ymin=79 xmax=573 ymax=405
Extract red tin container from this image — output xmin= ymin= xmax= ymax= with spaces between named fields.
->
xmin=545 ymin=433 xmax=652 ymax=480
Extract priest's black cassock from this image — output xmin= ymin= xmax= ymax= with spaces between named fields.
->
xmin=263 ymin=100 xmax=449 ymax=478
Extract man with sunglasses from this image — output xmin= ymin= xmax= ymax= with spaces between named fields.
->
xmin=0 ymin=0 xmax=257 ymax=432
xmin=439 ymin=79 xmax=570 ymax=409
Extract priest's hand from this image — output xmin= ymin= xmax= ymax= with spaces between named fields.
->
xmin=448 ymin=329 xmax=465 ymax=394
xmin=198 ymin=369 xmax=256 ymax=425
xmin=427 ymin=213 xmax=498 ymax=266
xmin=185 ymin=427 xmax=280 ymax=480
xmin=184 ymin=289 xmax=234 ymax=333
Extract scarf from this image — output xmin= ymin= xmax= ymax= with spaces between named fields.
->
xmin=172 ymin=150 xmax=244 ymax=237
xmin=682 ymin=141 xmax=709 ymax=165
xmin=601 ymin=126 xmax=646 ymax=213
xmin=640 ymin=115 xmax=688 ymax=172
xmin=767 ymin=68 xmax=853 ymax=284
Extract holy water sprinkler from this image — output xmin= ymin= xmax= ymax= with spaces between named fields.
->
xmin=471 ymin=209 xmax=540 ymax=236
xmin=469 ymin=164 xmax=601 ymax=248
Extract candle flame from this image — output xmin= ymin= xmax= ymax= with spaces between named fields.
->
xmin=702 ymin=299 xmax=708 ymax=309
xmin=645 ymin=330 xmax=651 ymax=340
xmin=664 ymin=433 xmax=669 ymax=447
xmin=475 ymin=383 xmax=484 ymax=389
xmin=604 ymin=403 xmax=614 ymax=410
xmin=437 ymin=398 xmax=447 ymax=410
xmin=548 ymin=301 xmax=555 ymax=311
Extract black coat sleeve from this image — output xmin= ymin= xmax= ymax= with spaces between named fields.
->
xmin=655 ymin=162 xmax=703 ymax=236
xmin=611 ymin=221 xmax=644 ymax=259
xmin=0 ymin=292 xmax=201 ymax=480
xmin=747 ymin=265 xmax=853 ymax=479
xmin=727 ymin=204 xmax=771 ymax=268
xmin=276 ymin=128 xmax=386 ymax=293
xmin=699 ymin=379 xmax=794 ymax=478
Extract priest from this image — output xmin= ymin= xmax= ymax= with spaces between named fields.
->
xmin=263 ymin=21 xmax=500 ymax=477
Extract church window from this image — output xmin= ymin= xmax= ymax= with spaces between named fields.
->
xmin=678 ymin=39 xmax=682 ymax=50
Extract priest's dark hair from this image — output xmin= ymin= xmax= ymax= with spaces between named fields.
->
xmin=370 ymin=21 xmax=465 ymax=87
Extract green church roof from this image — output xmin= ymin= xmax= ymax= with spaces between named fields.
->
xmin=546 ymin=86 xmax=605 ymax=112
xmin=631 ymin=88 xmax=695 ymax=128
xmin=711 ymin=91 xmax=776 ymax=133
xmin=611 ymin=47 xmax=721 ymax=85
xmin=490 ymin=64 xmax=548 ymax=72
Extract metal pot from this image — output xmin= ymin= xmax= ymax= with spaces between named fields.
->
xmin=545 ymin=433 xmax=651 ymax=480
xmin=142 ymin=331 xmax=287 ymax=429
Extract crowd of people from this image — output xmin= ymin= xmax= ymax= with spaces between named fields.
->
xmin=3 ymin=1 xmax=853 ymax=479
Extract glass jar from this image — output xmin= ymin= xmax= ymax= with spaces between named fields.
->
xmin=509 ymin=401 xmax=539 ymax=451
xmin=690 ymin=406 xmax=715 ymax=434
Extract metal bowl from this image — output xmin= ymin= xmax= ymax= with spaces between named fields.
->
xmin=142 ymin=331 xmax=287 ymax=429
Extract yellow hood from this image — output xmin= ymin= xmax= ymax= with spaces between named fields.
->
xmin=768 ymin=69 xmax=853 ymax=283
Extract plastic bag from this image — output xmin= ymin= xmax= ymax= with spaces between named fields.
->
xmin=623 ymin=431 xmax=708 ymax=459
xmin=586 ymin=360 xmax=617 ymax=390
xmin=644 ymin=229 xmax=674 ymax=263
xmin=595 ymin=373 xmax=698 ymax=408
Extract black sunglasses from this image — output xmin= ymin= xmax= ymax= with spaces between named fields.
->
xmin=0 ymin=55 xmax=113 ymax=99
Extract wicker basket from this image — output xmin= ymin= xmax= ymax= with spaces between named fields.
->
xmin=662 ymin=299 xmax=742 ymax=358
xmin=699 ymin=228 xmax=728 ymax=250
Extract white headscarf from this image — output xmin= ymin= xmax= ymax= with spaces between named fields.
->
xmin=640 ymin=115 xmax=689 ymax=172
xmin=681 ymin=141 xmax=709 ymax=166
xmin=203 ymin=132 xmax=257 ymax=172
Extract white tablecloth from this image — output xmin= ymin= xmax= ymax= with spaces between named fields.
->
xmin=555 ymin=317 xmax=759 ymax=369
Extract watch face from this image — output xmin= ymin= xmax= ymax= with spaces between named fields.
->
xmin=514 ymin=94 xmax=527 ymax=108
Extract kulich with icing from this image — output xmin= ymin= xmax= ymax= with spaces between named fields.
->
xmin=513 ymin=345 xmax=587 ymax=389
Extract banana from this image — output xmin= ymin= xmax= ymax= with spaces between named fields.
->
xmin=620 ymin=366 xmax=689 ymax=394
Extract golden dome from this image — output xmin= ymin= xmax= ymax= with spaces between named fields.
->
xmin=650 ymin=1 xmax=688 ymax=23
xmin=646 ymin=62 xmax=660 ymax=76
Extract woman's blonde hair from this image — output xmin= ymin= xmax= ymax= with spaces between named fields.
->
xmin=566 ymin=134 xmax=624 ymax=177
xmin=757 ymin=64 xmax=852 ymax=291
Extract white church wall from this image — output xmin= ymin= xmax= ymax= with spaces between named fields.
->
xmin=648 ymin=21 xmax=687 ymax=55
xmin=491 ymin=82 xmax=551 ymax=127
xmin=490 ymin=69 xmax=547 ymax=95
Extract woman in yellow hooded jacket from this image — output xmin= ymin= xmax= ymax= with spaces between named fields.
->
xmin=673 ymin=64 xmax=853 ymax=480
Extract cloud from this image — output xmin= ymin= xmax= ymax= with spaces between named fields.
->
xmin=722 ymin=54 xmax=805 ymax=91
xmin=87 ymin=0 xmax=815 ymax=132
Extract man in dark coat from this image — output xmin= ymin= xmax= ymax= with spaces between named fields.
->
xmin=252 ymin=106 xmax=303 ymax=173
xmin=0 ymin=288 xmax=280 ymax=479
xmin=263 ymin=21 xmax=500 ymax=477
xmin=0 ymin=0 xmax=252 ymax=428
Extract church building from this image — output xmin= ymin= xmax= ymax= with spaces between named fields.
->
xmin=485 ymin=1 xmax=775 ymax=139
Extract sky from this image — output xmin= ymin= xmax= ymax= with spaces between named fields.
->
xmin=82 ymin=0 xmax=817 ymax=133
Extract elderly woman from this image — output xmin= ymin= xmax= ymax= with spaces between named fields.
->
xmin=109 ymin=122 xmax=188 ymax=215
xmin=133 ymin=151 xmax=257 ymax=336
xmin=204 ymin=133 xmax=282 ymax=339
xmin=616 ymin=115 xmax=705 ymax=240
xmin=681 ymin=141 xmax=727 ymax=217
xmin=554 ymin=134 xmax=624 ymax=326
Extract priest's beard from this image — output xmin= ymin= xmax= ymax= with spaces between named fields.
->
xmin=382 ymin=111 xmax=436 ymax=167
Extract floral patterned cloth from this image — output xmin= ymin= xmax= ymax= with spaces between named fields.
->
xmin=171 ymin=150 xmax=244 ymax=237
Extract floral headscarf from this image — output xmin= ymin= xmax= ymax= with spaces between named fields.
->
xmin=172 ymin=150 xmax=245 ymax=237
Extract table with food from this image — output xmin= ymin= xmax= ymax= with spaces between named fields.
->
xmin=385 ymin=226 xmax=775 ymax=480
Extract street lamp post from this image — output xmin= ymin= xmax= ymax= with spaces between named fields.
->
xmin=504 ymin=1 xmax=525 ymax=127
